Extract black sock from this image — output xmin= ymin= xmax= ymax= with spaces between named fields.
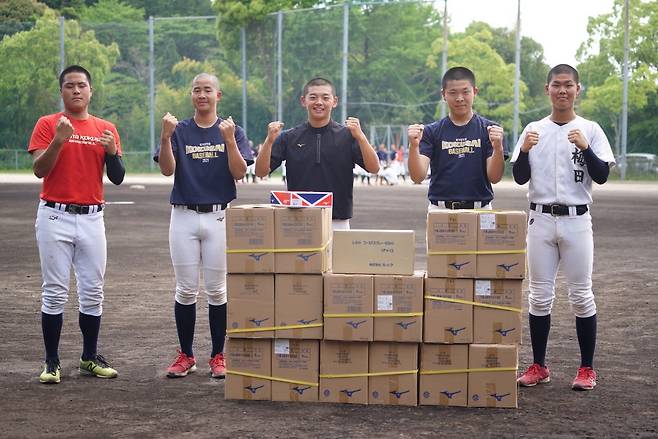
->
xmin=209 ymin=303 xmax=227 ymax=357
xmin=42 ymin=312 xmax=63 ymax=361
xmin=175 ymin=302 xmax=196 ymax=357
xmin=529 ymin=313 xmax=551 ymax=367
xmin=79 ymin=312 xmax=101 ymax=361
xmin=576 ymin=314 xmax=597 ymax=368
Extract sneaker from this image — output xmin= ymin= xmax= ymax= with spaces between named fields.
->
xmin=39 ymin=358 xmax=61 ymax=384
xmin=209 ymin=353 xmax=226 ymax=379
xmin=517 ymin=363 xmax=551 ymax=387
xmin=572 ymin=366 xmax=597 ymax=391
xmin=80 ymin=354 xmax=118 ymax=379
xmin=167 ymin=351 xmax=197 ymax=378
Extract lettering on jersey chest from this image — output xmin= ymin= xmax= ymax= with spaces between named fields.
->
xmin=571 ymin=147 xmax=585 ymax=183
xmin=185 ymin=142 xmax=225 ymax=163
xmin=69 ymin=133 xmax=102 ymax=146
xmin=442 ymin=138 xmax=481 ymax=158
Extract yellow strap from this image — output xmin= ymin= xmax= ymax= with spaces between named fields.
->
xmin=427 ymin=249 xmax=526 ymax=255
xmin=319 ymin=370 xmax=418 ymax=379
xmin=323 ymin=312 xmax=422 ymax=318
xmin=227 ymin=240 xmax=330 ymax=254
xmin=424 ymin=295 xmax=522 ymax=313
xmin=419 ymin=367 xmax=517 ymax=375
xmin=226 ymin=370 xmax=319 ymax=387
xmin=227 ymin=322 xmax=323 ymax=334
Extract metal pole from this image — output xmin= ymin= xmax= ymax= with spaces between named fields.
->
xmin=276 ymin=11 xmax=283 ymax=121
xmin=341 ymin=1 xmax=349 ymax=123
xmin=59 ymin=16 xmax=65 ymax=112
xmin=512 ymin=0 xmax=521 ymax=147
xmin=620 ymin=0 xmax=630 ymax=180
xmin=241 ymin=26 xmax=248 ymax=136
xmin=148 ymin=16 xmax=155 ymax=171
xmin=440 ymin=0 xmax=448 ymax=119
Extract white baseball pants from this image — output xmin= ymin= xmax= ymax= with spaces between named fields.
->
xmin=35 ymin=201 xmax=106 ymax=316
xmin=526 ymin=210 xmax=596 ymax=318
xmin=169 ymin=206 xmax=227 ymax=306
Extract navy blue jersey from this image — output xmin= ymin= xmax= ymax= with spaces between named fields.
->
xmin=270 ymin=121 xmax=365 ymax=220
xmin=154 ymin=118 xmax=253 ymax=205
xmin=419 ymin=113 xmax=503 ymax=202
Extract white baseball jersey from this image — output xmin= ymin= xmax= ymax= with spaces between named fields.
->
xmin=511 ymin=116 xmax=615 ymax=205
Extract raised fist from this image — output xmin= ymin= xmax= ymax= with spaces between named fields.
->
xmin=161 ymin=112 xmax=178 ymax=139
xmin=55 ymin=116 xmax=74 ymax=142
xmin=219 ymin=116 xmax=236 ymax=139
xmin=407 ymin=124 xmax=425 ymax=148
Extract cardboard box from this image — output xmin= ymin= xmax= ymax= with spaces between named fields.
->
xmin=468 ymin=344 xmax=518 ymax=408
xmin=225 ymin=338 xmax=272 ymax=400
xmin=426 ymin=211 xmax=478 ymax=278
xmin=323 ymin=274 xmax=373 ymax=341
xmin=368 ymin=342 xmax=418 ymax=406
xmin=332 ymin=230 xmax=415 ymax=275
xmin=373 ymin=273 xmax=424 ymax=342
xmin=423 ymin=278 xmax=473 ymax=344
xmin=419 ymin=344 xmax=469 ymax=407
xmin=473 ymin=279 xmax=523 ymax=344
xmin=476 ymin=211 xmax=527 ymax=279
xmin=275 ymin=274 xmax=323 ymax=339
xmin=274 ymin=207 xmax=332 ymax=274
xmin=226 ymin=205 xmax=275 ymax=273
xmin=227 ymin=274 xmax=275 ymax=338
xmin=271 ymin=339 xmax=319 ymax=402
xmin=319 ymin=341 xmax=369 ymax=405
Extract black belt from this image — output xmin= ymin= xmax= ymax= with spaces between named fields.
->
xmin=430 ymin=200 xmax=490 ymax=209
xmin=175 ymin=203 xmax=227 ymax=213
xmin=44 ymin=201 xmax=103 ymax=214
xmin=530 ymin=202 xmax=588 ymax=216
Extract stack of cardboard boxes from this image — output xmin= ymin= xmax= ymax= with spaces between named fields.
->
xmin=224 ymin=195 xmax=526 ymax=409
xmin=422 ymin=210 xmax=526 ymax=408
xmin=224 ymin=204 xmax=331 ymax=401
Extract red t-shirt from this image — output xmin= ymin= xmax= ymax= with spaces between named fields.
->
xmin=28 ymin=112 xmax=122 ymax=205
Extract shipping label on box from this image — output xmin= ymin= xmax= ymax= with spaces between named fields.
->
xmin=373 ymin=273 xmax=424 ymax=342
xmin=323 ymin=274 xmax=373 ymax=341
xmin=319 ymin=341 xmax=369 ymax=405
xmin=424 ymin=278 xmax=474 ymax=344
xmin=468 ymin=344 xmax=518 ymax=408
xmin=426 ymin=211 xmax=478 ymax=278
xmin=275 ymin=274 xmax=323 ymax=339
xmin=271 ymin=339 xmax=319 ymax=402
xmin=270 ymin=191 xmax=333 ymax=208
xmin=225 ymin=338 xmax=272 ymax=401
xmin=368 ymin=342 xmax=418 ymax=406
xmin=274 ymin=207 xmax=332 ymax=274
xmin=477 ymin=211 xmax=527 ymax=279
xmin=473 ymin=280 xmax=523 ymax=344
xmin=332 ymin=230 xmax=415 ymax=275
xmin=227 ymin=274 xmax=275 ymax=338
xmin=419 ymin=344 xmax=469 ymax=407
xmin=226 ymin=205 xmax=275 ymax=273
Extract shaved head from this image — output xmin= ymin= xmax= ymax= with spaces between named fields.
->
xmin=192 ymin=73 xmax=220 ymax=90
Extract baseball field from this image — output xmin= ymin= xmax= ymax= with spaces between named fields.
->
xmin=1 ymin=177 xmax=656 ymax=438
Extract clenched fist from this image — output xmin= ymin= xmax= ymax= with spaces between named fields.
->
xmin=521 ymin=130 xmax=539 ymax=153
xmin=161 ymin=112 xmax=178 ymax=139
xmin=487 ymin=125 xmax=504 ymax=150
xmin=345 ymin=117 xmax=365 ymax=138
xmin=55 ymin=116 xmax=74 ymax=143
xmin=568 ymin=129 xmax=588 ymax=151
xmin=266 ymin=121 xmax=284 ymax=141
xmin=219 ymin=116 xmax=236 ymax=139
xmin=99 ymin=129 xmax=117 ymax=156
xmin=407 ymin=124 xmax=425 ymax=148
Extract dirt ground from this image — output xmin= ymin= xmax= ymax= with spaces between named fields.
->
xmin=0 ymin=178 xmax=656 ymax=439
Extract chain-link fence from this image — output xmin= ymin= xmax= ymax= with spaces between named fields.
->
xmin=0 ymin=1 xmax=654 ymax=178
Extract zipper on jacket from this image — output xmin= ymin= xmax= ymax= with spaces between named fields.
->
xmin=316 ymin=133 xmax=321 ymax=164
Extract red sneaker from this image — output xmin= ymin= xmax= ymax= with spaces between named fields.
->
xmin=167 ymin=351 xmax=197 ymax=378
xmin=517 ymin=363 xmax=551 ymax=387
xmin=209 ymin=353 xmax=226 ymax=379
xmin=572 ymin=367 xmax=597 ymax=391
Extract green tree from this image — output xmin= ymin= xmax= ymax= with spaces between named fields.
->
xmin=577 ymin=0 xmax=658 ymax=155
xmin=0 ymin=10 xmax=119 ymax=149
xmin=0 ymin=0 xmax=46 ymax=38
